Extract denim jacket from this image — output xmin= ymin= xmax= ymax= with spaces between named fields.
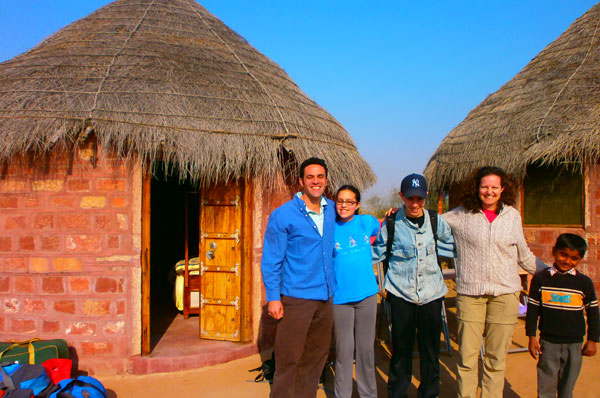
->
xmin=261 ymin=194 xmax=336 ymax=302
xmin=372 ymin=207 xmax=456 ymax=305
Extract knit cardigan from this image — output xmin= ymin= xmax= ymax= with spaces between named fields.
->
xmin=442 ymin=205 xmax=545 ymax=296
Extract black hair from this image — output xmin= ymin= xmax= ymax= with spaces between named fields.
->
xmin=299 ymin=157 xmax=328 ymax=178
xmin=554 ymin=233 xmax=588 ymax=257
xmin=335 ymin=185 xmax=361 ymax=216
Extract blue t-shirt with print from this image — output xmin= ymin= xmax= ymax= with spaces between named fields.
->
xmin=333 ymin=214 xmax=381 ymax=304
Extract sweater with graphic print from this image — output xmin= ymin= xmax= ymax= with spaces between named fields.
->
xmin=526 ymin=267 xmax=599 ymax=344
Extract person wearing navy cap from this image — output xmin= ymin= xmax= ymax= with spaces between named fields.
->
xmin=373 ymin=173 xmax=456 ymax=398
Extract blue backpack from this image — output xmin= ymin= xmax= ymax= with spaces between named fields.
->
xmin=48 ymin=376 xmax=106 ymax=398
xmin=0 ymin=362 xmax=52 ymax=397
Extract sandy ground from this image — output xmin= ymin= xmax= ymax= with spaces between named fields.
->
xmin=98 ymin=281 xmax=600 ymax=398
xmin=99 ymin=318 xmax=600 ymax=398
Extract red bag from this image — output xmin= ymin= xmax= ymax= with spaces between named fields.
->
xmin=42 ymin=358 xmax=72 ymax=384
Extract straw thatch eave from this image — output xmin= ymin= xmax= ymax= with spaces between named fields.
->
xmin=425 ymin=2 xmax=600 ymax=191
xmin=0 ymin=0 xmax=375 ymax=189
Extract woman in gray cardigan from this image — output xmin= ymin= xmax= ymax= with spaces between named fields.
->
xmin=443 ymin=166 xmax=545 ymax=398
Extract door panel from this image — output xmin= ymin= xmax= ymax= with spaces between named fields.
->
xmin=199 ymin=181 xmax=242 ymax=341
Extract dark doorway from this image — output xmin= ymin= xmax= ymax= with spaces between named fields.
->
xmin=149 ymin=167 xmax=199 ymax=351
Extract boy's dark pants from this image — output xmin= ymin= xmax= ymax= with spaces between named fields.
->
xmin=537 ymin=339 xmax=583 ymax=398
xmin=387 ymin=293 xmax=443 ymax=398
xmin=270 ymin=295 xmax=333 ymax=398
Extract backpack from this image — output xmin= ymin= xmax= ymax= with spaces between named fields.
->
xmin=47 ymin=376 xmax=106 ymax=398
xmin=249 ymin=355 xmax=274 ymax=384
xmin=0 ymin=363 xmax=52 ymax=398
xmin=249 ymin=352 xmax=332 ymax=385
xmin=382 ymin=209 xmax=440 ymax=275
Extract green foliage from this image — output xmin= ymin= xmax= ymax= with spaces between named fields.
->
xmin=362 ymin=188 xmax=448 ymax=218
xmin=361 ymin=187 xmax=402 ymax=218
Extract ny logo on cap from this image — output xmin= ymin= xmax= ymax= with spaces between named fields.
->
xmin=412 ymin=179 xmax=420 ymax=187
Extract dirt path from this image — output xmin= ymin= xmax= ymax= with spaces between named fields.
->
xmin=99 ymin=290 xmax=599 ymax=397
xmin=99 ymin=325 xmax=600 ymax=398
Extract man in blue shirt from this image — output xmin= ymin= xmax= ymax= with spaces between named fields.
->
xmin=373 ymin=173 xmax=455 ymax=398
xmin=261 ymin=157 xmax=336 ymax=398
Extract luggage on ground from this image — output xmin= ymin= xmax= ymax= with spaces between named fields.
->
xmin=0 ymin=340 xmax=69 ymax=365
xmin=48 ymin=376 xmax=106 ymax=398
xmin=0 ymin=362 xmax=53 ymax=397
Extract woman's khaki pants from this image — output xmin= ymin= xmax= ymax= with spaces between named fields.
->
xmin=456 ymin=293 xmax=519 ymax=398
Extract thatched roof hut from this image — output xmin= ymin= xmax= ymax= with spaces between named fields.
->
xmin=425 ymin=2 xmax=600 ymax=190
xmin=0 ymin=0 xmax=375 ymax=375
xmin=0 ymin=0 xmax=374 ymax=188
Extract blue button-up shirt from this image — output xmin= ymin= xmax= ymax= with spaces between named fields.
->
xmin=261 ymin=193 xmax=336 ymax=302
xmin=372 ymin=207 xmax=456 ymax=305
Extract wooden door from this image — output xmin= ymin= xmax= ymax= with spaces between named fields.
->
xmin=198 ymin=181 xmax=242 ymax=341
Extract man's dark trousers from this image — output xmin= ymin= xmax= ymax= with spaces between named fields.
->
xmin=387 ymin=293 xmax=443 ymax=398
xmin=270 ymin=295 xmax=333 ymax=398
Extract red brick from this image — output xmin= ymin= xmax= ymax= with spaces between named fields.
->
xmin=19 ymin=236 xmax=35 ymax=251
xmin=104 ymin=321 xmax=125 ymax=335
xmin=59 ymin=214 xmax=90 ymax=229
xmin=0 ymin=197 xmax=18 ymax=208
xmin=587 ymin=233 xmax=598 ymax=246
xmin=53 ymin=257 xmax=82 ymax=272
xmin=65 ymin=322 xmax=96 ymax=336
xmin=50 ymin=197 xmax=75 ymax=207
xmin=116 ymin=300 xmax=125 ymax=315
xmin=0 ymin=277 xmax=9 ymax=292
xmin=42 ymin=277 xmax=64 ymax=294
xmin=0 ymin=237 xmax=11 ymax=251
xmin=33 ymin=214 xmax=54 ymax=229
xmin=66 ymin=235 xmax=101 ymax=252
xmin=116 ymin=214 xmax=128 ymax=230
xmin=32 ymin=180 xmax=63 ymax=192
xmin=0 ymin=317 xmax=5 ymax=332
xmin=4 ymin=298 xmax=19 ymax=313
xmin=81 ymin=341 xmax=114 ymax=355
xmin=70 ymin=277 xmax=89 ymax=292
xmin=67 ymin=179 xmax=91 ymax=192
xmin=23 ymin=299 xmax=45 ymax=314
xmin=97 ymin=179 xmax=127 ymax=191
xmin=43 ymin=320 xmax=60 ymax=333
xmin=24 ymin=197 xmax=41 ymax=208
xmin=83 ymin=300 xmax=111 ymax=316
xmin=15 ymin=276 xmax=34 ymax=293
xmin=12 ymin=319 xmax=36 ymax=333
xmin=108 ymin=236 xmax=119 ymax=249
xmin=539 ymin=231 xmax=556 ymax=245
xmin=5 ymin=216 xmax=26 ymax=229
xmin=94 ymin=215 xmax=111 ymax=229
xmin=30 ymin=257 xmax=49 ymax=273
xmin=95 ymin=278 xmax=117 ymax=293
xmin=41 ymin=235 xmax=60 ymax=251
xmin=111 ymin=197 xmax=127 ymax=208
xmin=5 ymin=258 xmax=26 ymax=271
xmin=54 ymin=300 xmax=76 ymax=314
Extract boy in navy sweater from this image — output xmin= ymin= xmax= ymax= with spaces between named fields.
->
xmin=526 ymin=233 xmax=599 ymax=398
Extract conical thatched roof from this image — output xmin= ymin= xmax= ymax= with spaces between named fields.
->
xmin=425 ymin=3 xmax=600 ymax=190
xmin=0 ymin=0 xmax=374 ymax=189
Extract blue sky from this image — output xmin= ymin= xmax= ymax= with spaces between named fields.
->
xmin=1 ymin=1 xmax=597 ymax=196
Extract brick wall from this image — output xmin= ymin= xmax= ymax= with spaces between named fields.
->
xmin=250 ymin=173 xmax=298 ymax=357
xmin=522 ymin=162 xmax=600 ymax=292
xmin=0 ymin=145 xmax=140 ymax=374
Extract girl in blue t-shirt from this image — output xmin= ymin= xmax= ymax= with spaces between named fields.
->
xmin=333 ymin=185 xmax=380 ymax=398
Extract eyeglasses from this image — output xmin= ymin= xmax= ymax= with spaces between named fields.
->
xmin=336 ymin=199 xmax=357 ymax=206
